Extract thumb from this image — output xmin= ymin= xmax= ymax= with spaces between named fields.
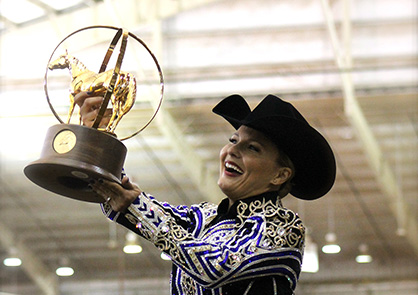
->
xmin=121 ymin=176 xmax=135 ymax=190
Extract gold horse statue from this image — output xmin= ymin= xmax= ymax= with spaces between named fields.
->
xmin=48 ymin=53 xmax=136 ymax=134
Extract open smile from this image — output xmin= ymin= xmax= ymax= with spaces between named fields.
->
xmin=224 ymin=161 xmax=244 ymax=175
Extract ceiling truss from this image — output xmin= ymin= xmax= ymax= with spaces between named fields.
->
xmin=321 ymin=0 xmax=418 ymax=256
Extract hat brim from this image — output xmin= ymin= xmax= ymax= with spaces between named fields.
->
xmin=213 ymin=95 xmax=336 ymax=200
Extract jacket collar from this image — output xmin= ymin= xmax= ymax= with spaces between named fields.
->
xmin=214 ymin=191 xmax=281 ymax=224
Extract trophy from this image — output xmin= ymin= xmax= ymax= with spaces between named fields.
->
xmin=24 ymin=26 xmax=164 ymax=203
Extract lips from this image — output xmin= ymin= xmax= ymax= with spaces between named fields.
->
xmin=224 ymin=161 xmax=244 ymax=175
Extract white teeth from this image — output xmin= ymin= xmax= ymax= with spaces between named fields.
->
xmin=225 ymin=162 xmax=243 ymax=174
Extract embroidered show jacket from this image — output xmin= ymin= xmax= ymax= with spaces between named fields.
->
xmin=101 ymin=191 xmax=305 ymax=295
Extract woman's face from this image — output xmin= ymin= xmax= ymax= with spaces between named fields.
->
xmin=218 ymin=125 xmax=290 ymax=204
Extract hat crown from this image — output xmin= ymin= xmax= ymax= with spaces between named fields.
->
xmin=212 ymin=94 xmax=308 ymax=128
xmin=248 ymin=94 xmax=308 ymax=124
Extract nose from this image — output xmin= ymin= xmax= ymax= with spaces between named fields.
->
xmin=226 ymin=142 xmax=241 ymax=158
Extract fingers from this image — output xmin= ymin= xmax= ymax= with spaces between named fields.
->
xmin=121 ymin=176 xmax=137 ymax=190
xmin=90 ymin=178 xmax=141 ymax=212
xmin=75 ymin=92 xmax=113 ymax=128
xmin=98 ymin=109 xmax=112 ymax=128
xmin=74 ymin=90 xmax=106 ymax=107
xmin=91 ymin=179 xmax=122 ymax=200
xmin=83 ymin=108 xmax=112 ymax=128
xmin=74 ymin=91 xmax=92 ymax=107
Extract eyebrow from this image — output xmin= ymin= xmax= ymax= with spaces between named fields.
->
xmin=233 ymin=132 xmax=267 ymax=147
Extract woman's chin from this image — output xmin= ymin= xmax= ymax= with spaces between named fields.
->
xmin=217 ymin=180 xmax=232 ymax=196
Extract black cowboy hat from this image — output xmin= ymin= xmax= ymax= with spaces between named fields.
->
xmin=212 ymin=94 xmax=336 ymax=200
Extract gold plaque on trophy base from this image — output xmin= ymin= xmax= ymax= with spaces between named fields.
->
xmin=24 ymin=124 xmax=126 ymax=203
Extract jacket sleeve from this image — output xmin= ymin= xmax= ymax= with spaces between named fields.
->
xmin=101 ymin=192 xmax=304 ymax=291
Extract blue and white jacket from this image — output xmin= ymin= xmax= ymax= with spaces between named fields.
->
xmin=101 ymin=191 xmax=305 ymax=295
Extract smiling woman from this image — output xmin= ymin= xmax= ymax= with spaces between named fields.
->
xmin=83 ymin=93 xmax=336 ymax=295
xmin=218 ymin=126 xmax=292 ymax=205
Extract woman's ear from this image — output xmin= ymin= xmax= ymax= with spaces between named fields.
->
xmin=271 ymin=167 xmax=292 ymax=187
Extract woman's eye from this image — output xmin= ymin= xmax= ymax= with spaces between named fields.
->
xmin=248 ymin=145 xmax=259 ymax=152
xmin=229 ymin=137 xmax=237 ymax=144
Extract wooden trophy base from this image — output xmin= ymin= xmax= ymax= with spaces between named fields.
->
xmin=24 ymin=124 xmax=127 ymax=203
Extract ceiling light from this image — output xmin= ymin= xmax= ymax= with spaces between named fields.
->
xmin=123 ymin=232 xmax=142 ymax=254
xmin=160 ymin=252 xmax=171 ymax=261
xmin=355 ymin=254 xmax=372 ymax=263
xmin=123 ymin=244 xmax=143 ymax=254
xmin=322 ymin=244 xmax=341 ymax=254
xmin=56 ymin=258 xmax=74 ymax=276
xmin=301 ymin=235 xmax=318 ymax=273
xmin=323 ymin=201 xmax=340 ymax=254
xmin=3 ymin=248 xmax=22 ymax=267
xmin=355 ymin=244 xmax=372 ymax=264
xmin=321 ymin=232 xmax=341 ymax=254
xmin=3 ymin=257 xmax=22 ymax=267
xmin=56 ymin=266 xmax=74 ymax=277
xmin=0 ymin=0 xmax=46 ymax=24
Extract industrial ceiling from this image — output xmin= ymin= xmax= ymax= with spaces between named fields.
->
xmin=0 ymin=0 xmax=417 ymax=294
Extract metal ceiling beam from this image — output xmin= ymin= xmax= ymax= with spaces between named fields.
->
xmin=154 ymin=108 xmax=224 ymax=204
xmin=0 ymin=220 xmax=58 ymax=295
xmin=321 ymin=0 xmax=418 ymax=256
xmin=146 ymin=20 xmax=224 ymax=204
